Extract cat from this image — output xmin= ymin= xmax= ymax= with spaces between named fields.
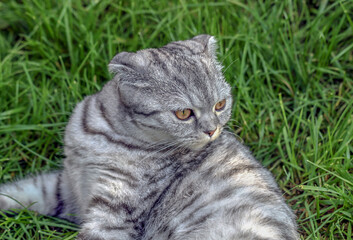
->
xmin=0 ymin=35 xmax=299 ymax=240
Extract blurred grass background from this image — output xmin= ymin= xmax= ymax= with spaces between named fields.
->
xmin=0 ymin=0 xmax=352 ymax=239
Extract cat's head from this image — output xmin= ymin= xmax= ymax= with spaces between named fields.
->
xmin=107 ymin=35 xmax=232 ymax=150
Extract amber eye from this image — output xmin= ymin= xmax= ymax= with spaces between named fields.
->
xmin=175 ymin=109 xmax=192 ymax=120
xmin=215 ymin=99 xmax=226 ymax=111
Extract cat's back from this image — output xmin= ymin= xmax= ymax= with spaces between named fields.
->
xmin=142 ymin=131 xmax=298 ymax=240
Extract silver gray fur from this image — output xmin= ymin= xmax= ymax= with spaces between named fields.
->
xmin=0 ymin=35 xmax=299 ymax=239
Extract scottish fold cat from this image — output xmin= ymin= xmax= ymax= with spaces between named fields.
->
xmin=0 ymin=35 xmax=299 ymax=239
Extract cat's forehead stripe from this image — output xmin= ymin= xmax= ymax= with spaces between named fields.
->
xmin=146 ymin=48 xmax=218 ymax=106
xmin=148 ymin=50 xmax=170 ymax=77
xmin=167 ymin=42 xmax=196 ymax=55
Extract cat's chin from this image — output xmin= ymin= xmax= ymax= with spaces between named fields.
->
xmin=188 ymin=142 xmax=210 ymax=151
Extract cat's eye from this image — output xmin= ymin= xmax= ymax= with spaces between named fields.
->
xmin=175 ymin=109 xmax=192 ymax=120
xmin=215 ymin=99 xmax=226 ymax=111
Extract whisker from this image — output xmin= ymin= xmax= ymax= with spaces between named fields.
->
xmin=227 ymin=118 xmax=241 ymax=125
xmin=222 ymin=58 xmax=238 ymax=74
xmin=140 ymin=141 xmax=181 ymax=162
xmin=223 ymin=127 xmax=244 ymax=143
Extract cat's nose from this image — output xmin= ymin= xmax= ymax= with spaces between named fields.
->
xmin=205 ymin=129 xmax=216 ymax=137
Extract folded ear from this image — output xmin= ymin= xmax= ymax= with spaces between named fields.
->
xmin=190 ymin=34 xmax=218 ymax=58
xmin=108 ymin=51 xmax=150 ymax=76
xmin=165 ymin=34 xmax=218 ymax=59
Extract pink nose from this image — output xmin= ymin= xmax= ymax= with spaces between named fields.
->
xmin=205 ymin=129 xmax=216 ymax=137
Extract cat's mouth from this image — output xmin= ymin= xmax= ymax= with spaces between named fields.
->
xmin=189 ymin=127 xmax=222 ymax=150
xmin=209 ymin=127 xmax=221 ymax=141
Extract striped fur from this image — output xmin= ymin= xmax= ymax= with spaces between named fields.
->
xmin=0 ymin=35 xmax=299 ymax=239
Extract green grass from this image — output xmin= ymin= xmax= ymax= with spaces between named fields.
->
xmin=1 ymin=0 xmax=352 ymax=239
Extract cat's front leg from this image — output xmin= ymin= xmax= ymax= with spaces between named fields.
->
xmin=76 ymin=191 xmax=140 ymax=240
xmin=77 ymin=211 xmax=136 ymax=240
xmin=76 ymin=168 xmax=141 ymax=239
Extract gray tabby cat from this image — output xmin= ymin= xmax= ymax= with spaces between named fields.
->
xmin=0 ymin=35 xmax=299 ymax=240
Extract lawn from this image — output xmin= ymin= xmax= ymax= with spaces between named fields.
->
xmin=0 ymin=0 xmax=352 ymax=239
